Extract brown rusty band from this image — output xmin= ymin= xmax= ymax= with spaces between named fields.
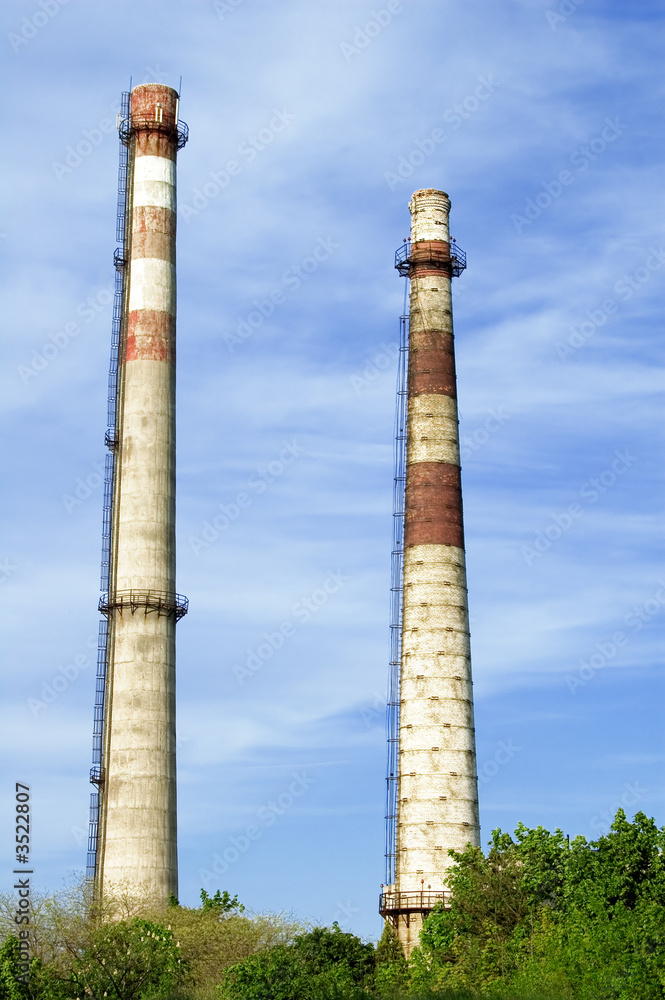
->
xmin=408 ymin=330 xmax=457 ymax=398
xmin=408 ymin=240 xmax=453 ymax=278
xmin=131 ymin=84 xmax=178 ymax=122
xmin=133 ymin=132 xmax=177 ymax=160
xmin=124 ymin=310 xmax=174 ymax=363
xmin=130 ymin=86 xmax=179 ymax=160
xmin=404 ymin=462 xmax=464 ymax=549
xmin=131 ymin=206 xmax=176 ymax=260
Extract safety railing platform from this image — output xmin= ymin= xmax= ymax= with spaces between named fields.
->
xmin=99 ymin=589 xmax=189 ymax=620
xmin=395 ymin=239 xmax=467 ymax=277
xmin=379 ymin=889 xmax=451 ymax=920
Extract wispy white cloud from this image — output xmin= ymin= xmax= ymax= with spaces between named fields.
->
xmin=1 ymin=0 xmax=662 ymax=937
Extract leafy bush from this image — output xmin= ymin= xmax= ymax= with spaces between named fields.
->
xmin=219 ymin=924 xmax=376 ymax=1000
xmin=412 ymin=810 xmax=665 ymax=998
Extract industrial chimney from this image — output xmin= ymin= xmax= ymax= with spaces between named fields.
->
xmin=380 ymin=189 xmax=480 ymax=955
xmin=87 ymin=83 xmax=189 ymax=905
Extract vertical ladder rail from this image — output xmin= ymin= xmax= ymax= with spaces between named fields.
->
xmin=385 ymin=296 xmax=409 ymax=886
xmin=87 ymin=91 xmax=130 ymax=881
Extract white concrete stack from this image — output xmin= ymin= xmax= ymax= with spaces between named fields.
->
xmin=387 ymin=190 xmax=480 ymax=954
xmin=96 ymin=84 xmax=187 ymax=904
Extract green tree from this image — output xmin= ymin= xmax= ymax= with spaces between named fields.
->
xmin=412 ymin=810 xmax=665 ymax=998
xmin=220 ymin=924 xmax=375 ymax=1000
xmin=374 ymin=922 xmax=407 ymax=997
xmin=199 ymin=891 xmax=245 ymax=916
xmin=0 ymin=938 xmax=31 ymax=1000
xmin=66 ymin=918 xmax=187 ymax=1000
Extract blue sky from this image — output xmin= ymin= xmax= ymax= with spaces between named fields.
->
xmin=1 ymin=0 xmax=663 ymax=941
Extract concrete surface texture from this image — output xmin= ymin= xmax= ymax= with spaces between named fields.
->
xmin=97 ymin=84 xmax=181 ymax=904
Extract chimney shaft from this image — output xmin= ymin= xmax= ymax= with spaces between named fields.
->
xmin=389 ymin=189 xmax=480 ymax=954
xmin=96 ymin=83 xmax=185 ymax=904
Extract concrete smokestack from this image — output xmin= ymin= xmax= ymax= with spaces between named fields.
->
xmin=382 ymin=189 xmax=479 ymax=954
xmin=95 ymin=83 xmax=188 ymax=904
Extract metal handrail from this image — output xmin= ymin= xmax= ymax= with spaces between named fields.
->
xmin=118 ymin=115 xmax=189 ymax=150
xmin=379 ymin=889 xmax=451 ymax=916
xmin=99 ymin=589 xmax=189 ymax=620
xmin=394 ymin=240 xmax=467 ymax=277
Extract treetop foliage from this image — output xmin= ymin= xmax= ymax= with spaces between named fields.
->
xmin=1 ymin=811 xmax=663 ymax=999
